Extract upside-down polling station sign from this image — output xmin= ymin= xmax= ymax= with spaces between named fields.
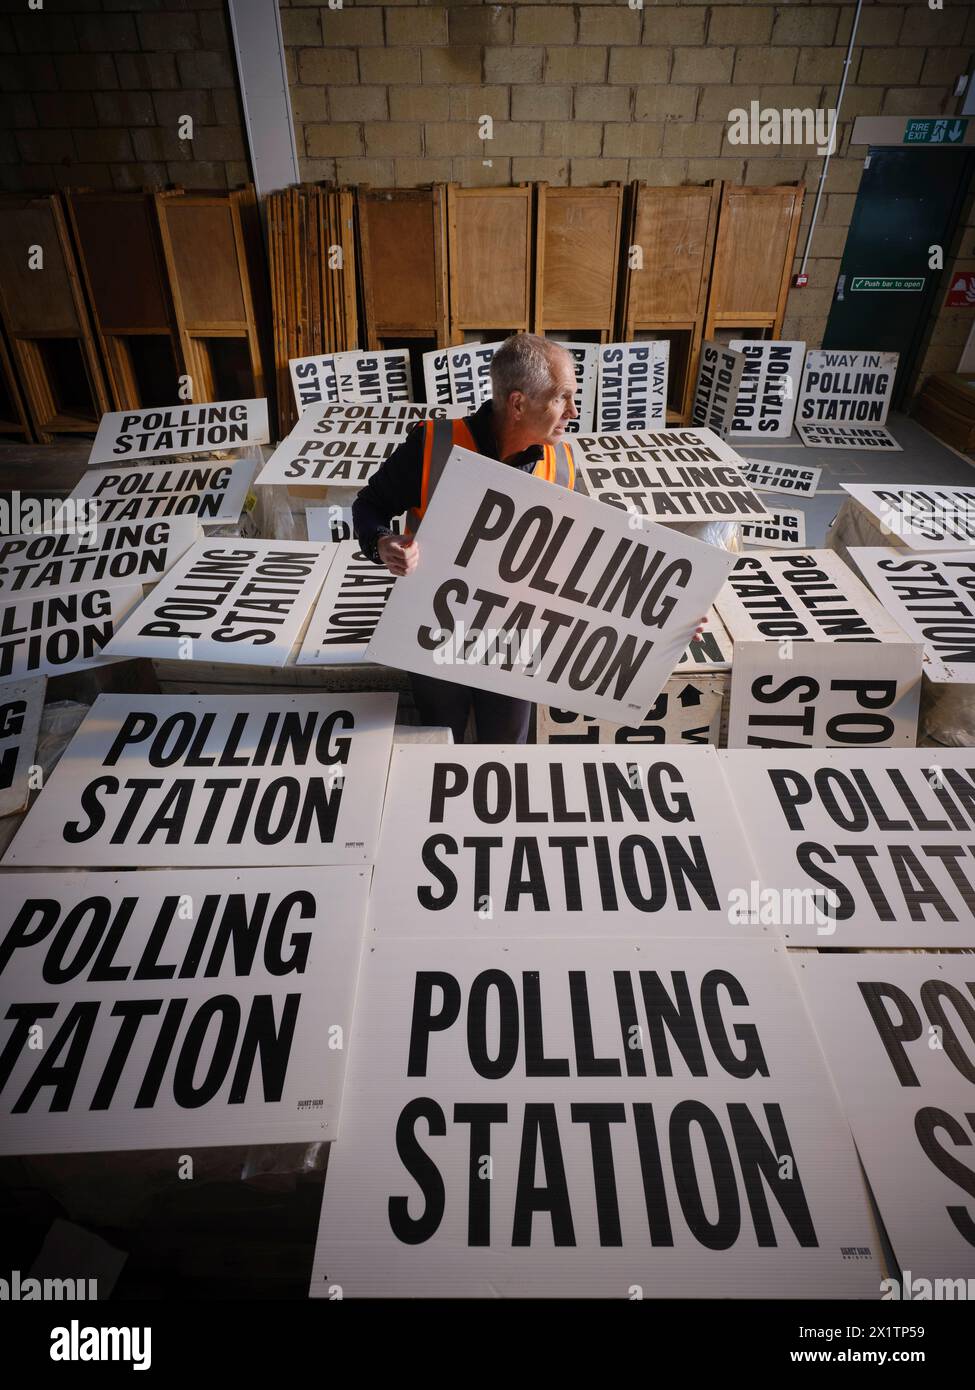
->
xmin=850 ymin=549 xmax=975 ymax=684
xmin=309 ymin=936 xmax=880 ymax=1298
xmin=0 ymin=586 xmax=143 ymax=685
xmin=104 ymin=541 xmax=333 ymax=666
xmin=797 ymin=424 xmax=901 ymax=450
xmin=0 ymin=518 xmax=199 ymax=600
xmin=537 ymin=677 xmax=726 ymax=749
xmin=366 ymin=448 xmax=735 ymax=725
xmin=728 ymin=341 xmax=805 ymax=440
xmin=255 ymin=428 xmax=401 ymax=490
xmin=719 ymin=749 xmax=975 ymax=947
xmin=596 ymin=342 xmax=668 ymax=433
xmin=290 ymin=351 xmax=412 ymax=414
xmin=0 ymin=866 xmax=369 ymax=1154
xmin=88 ymin=400 xmax=269 ymax=467
xmin=367 ymin=746 xmax=762 ymax=940
xmin=841 ymin=484 xmax=975 ymax=551
xmin=0 ymin=677 xmax=44 ymax=818
xmin=690 ymin=343 xmax=745 ymax=438
xmin=2 ymin=692 xmax=397 ymax=869
xmin=297 ymin=543 xmax=396 ymax=665
xmin=717 ymin=550 xmax=923 ymax=749
xmin=569 ymin=429 xmax=771 ymax=525
xmin=792 ymin=952 xmax=975 ymax=1285
xmin=68 ymin=459 xmax=257 ymax=526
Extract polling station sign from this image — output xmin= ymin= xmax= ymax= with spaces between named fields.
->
xmin=255 ymin=429 xmax=401 ymax=490
xmin=0 ymin=866 xmax=369 ymax=1154
xmin=0 ymin=676 xmax=44 ymax=818
xmin=720 ymin=749 xmax=975 ymax=947
xmin=300 ymin=402 xmax=467 ymax=429
xmin=796 ymin=349 xmax=898 ymax=428
xmin=68 ymin=458 xmax=256 ymax=526
xmin=290 ymin=351 xmax=411 ymax=413
xmin=422 ymin=348 xmax=453 ymax=406
xmin=719 ymin=549 xmax=922 ymax=749
xmin=88 ymin=400 xmax=269 ymax=467
xmin=0 ymin=586 xmax=143 ymax=685
xmin=740 ymin=459 xmax=821 ymax=497
xmin=537 ymin=677 xmax=725 ymax=749
xmin=309 ymin=936 xmax=879 ymax=1298
xmin=3 ymin=692 xmax=397 ymax=869
xmin=306 ymin=505 xmax=405 ymax=544
xmin=851 ymin=549 xmax=975 ymax=683
xmin=728 ymin=341 xmax=805 ymax=440
xmin=841 ymin=484 xmax=975 ymax=551
xmin=368 ymin=745 xmax=762 ymax=940
xmin=793 ymin=951 xmax=975 ymax=1285
xmin=796 ymin=423 xmax=901 ymax=450
xmin=596 ymin=342 xmax=668 ymax=433
xmin=367 ymin=448 xmax=735 ymax=725
xmin=0 ymin=518 xmax=199 ymax=600
xmin=740 ymin=511 xmax=807 ymax=549
xmin=555 ymin=341 xmax=597 ymax=434
xmin=570 ymin=428 xmax=771 ymax=525
xmin=297 ymin=543 xmax=395 ymax=665
xmin=690 ymin=343 xmax=745 ymax=438
xmin=105 ymin=541 xmax=334 ymax=666
xmin=448 ymin=344 xmax=496 ymax=410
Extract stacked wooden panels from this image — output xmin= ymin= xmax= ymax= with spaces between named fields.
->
xmin=533 ymin=183 xmax=624 ymax=341
xmin=913 ymin=372 xmax=975 ymax=453
xmin=0 ymin=317 xmax=33 ymax=440
xmin=357 ymin=186 xmax=448 ymax=351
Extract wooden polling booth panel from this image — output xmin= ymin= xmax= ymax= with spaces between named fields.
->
xmin=446 ymin=184 xmax=532 ymax=342
xmin=533 ymin=184 xmax=623 ymax=340
xmin=620 ymin=182 xmax=721 ymax=422
xmin=704 ymin=183 xmax=804 ymax=340
xmin=357 ymin=186 xmax=448 ymax=350
xmin=0 ymin=317 xmax=33 ymax=440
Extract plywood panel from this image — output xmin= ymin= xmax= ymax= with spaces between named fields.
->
xmin=0 ymin=200 xmax=81 ymax=335
xmin=707 ymin=184 xmax=804 ymax=327
xmin=535 ymin=185 xmax=623 ymax=332
xmin=447 ymin=185 xmax=531 ymax=334
xmin=67 ymin=194 xmax=171 ymax=332
xmin=624 ymin=184 xmax=720 ymax=327
xmin=157 ymin=200 xmax=246 ymax=327
xmin=358 ymin=187 xmax=447 ymax=342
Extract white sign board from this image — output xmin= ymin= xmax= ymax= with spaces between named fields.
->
xmin=301 ymin=402 xmax=467 ymax=428
xmin=841 ymin=484 xmax=975 ymax=551
xmin=851 ymin=548 xmax=975 ymax=683
xmin=447 ymin=345 xmax=496 ymax=410
xmin=290 ymin=351 xmax=411 ymax=413
xmin=105 ymin=540 xmax=334 ymax=666
xmin=306 ymin=504 xmax=404 ymax=544
xmin=0 ymin=867 xmax=369 ymax=1153
xmin=797 ymin=423 xmax=901 ymax=450
xmin=554 ymin=341 xmax=597 ymax=434
xmin=3 ymin=692 xmax=397 ymax=869
xmin=718 ymin=550 xmax=923 ymax=749
xmin=310 ymin=936 xmax=880 ymax=1298
xmin=297 ymin=544 xmax=395 ymax=665
xmin=796 ymin=349 xmax=898 ymax=429
xmin=728 ymin=341 xmax=805 ymax=440
xmin=740 ymin=458 xmax=821 ymax=497
xmin=367 ymin=448 xmax=735 ymax=724
xmin=369 ymin=745 xmax=762 ymax=939
xmin=596 ymin=342 xmax=668 ymax=433
xmin=290 ymin=414 xmax=420 ymax=444
xmin=0 ymin=519 xmax=199 ymax=600
xmin=0 ymin=586 xmax=142 ymax=685
xmin=690 ymin=342 xmax=745 ymax=437
xmin=68 ymin=459 xmax=256 ymax=526
xmin=0 ymin=676 xmax=44 ymax=818
xmin=88 ymin=400 xmax=269 ymax=466
xmin=570 ymin=429 xmax=771 ymax=525
xmin=255 ymin=429 xmax=401 ymax=490
xmin=721 ymin=749 xmax=975 ymax=946
xmin=740 ymin=510 xmax=807 ymax=548
xmin=537 ymin=677 xmax=725 ymax=748
xmin=793 ymin=952 xmax=975 ymax=1286
xmin=422 ymin=348 xmax=453 ymax=406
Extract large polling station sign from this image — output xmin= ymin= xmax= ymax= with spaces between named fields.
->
xmin=793 ymin=952 xmax=975 ymax=1285
xmin=596 ymin=342 xmax=668 ymax=433
xmin=104 ymin=540 xmax=333 ymax=667
xmin=728 ymin=341 xmax=805 ymax=440
xmin=299 ymin=402 xmax=467 ymax=430
xmin=690 ymin=343 xmax=745 ymax=438
xmin=290 ymin=351 xmax=411 ymax=414
xmin=297 ymin=543 xmax=395 ymax=665
xmin=68 ymin=458 xmax=257 ymax=526
xmin=718 ymin=549 xmax=923 ymax=749
xmin=569 ymin=429 xmax=771 ymax=525
xmin=720 ymin=749 xmax=975 ymax=948
xmin=0 ymin=866 xmax=369 ymax=1154
xmin=2 ymin=692 xmax=397 ymax=869
xmin=368 ymin=745 xmax=763 ymax=940
xmin=0 ymin=519 xmax=199 ymax=600
xmin=422 ymin=345 xmax=497 ymax=411
xmin=851 ymin=549 xmax=975 ymax=684
xmin=309 ymin=936 xmax=880 ymax=1298
xmin=841 ymin=484 xmax=975 ymax=552
xmin=255 ymin=428 xmax=400 ymax=490
xmin=0 ymin=586 xmax=142 ymax=685
xmin=366 ymin=448 xmax=735 ymax=725
xmin=0 ymin=676 xmax=44 ymax=818
xmin=88 ymin=400 xmax=269 ymax=467
xmin=796 ymin=350 xmax=899 ymax=448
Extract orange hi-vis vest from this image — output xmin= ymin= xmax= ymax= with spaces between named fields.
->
xmin=405 ymin=417 xmax=575 ymax=534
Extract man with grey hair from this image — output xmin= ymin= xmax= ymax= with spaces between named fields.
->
xmin=352 ymin=332 xmax=579 ymax=743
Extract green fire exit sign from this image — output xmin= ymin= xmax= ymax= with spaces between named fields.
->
xmin=850 ymin=277 xmax=925 ymax=292
xmin=904 ymin=118 xmax=967 ymax=144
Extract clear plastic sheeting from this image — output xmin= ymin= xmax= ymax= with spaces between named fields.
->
xmin=668 ymin=520 xmax=743 ymax=553
xmin=919 ymin=675 xmax=975 ymax=748
xmin=825 ymin=495 xmax=895 ymax=567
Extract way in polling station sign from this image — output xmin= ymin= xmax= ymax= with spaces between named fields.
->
xmin=104 ymin=540 xmax=334 ymax=667
xmin=68 ymin=458 xmax=257 ymax=526
xmin=596 ymin=342 xmax=668 ymax=433
xmin=842 ymin=483 xmax=975 ymax=551
xmin=0 ymin=518 xmax=199 ymax=600
xmin=367 ymin=745 xmax=764 ymax=940
xmin=792 ymin=952 xmax=975 ymax=1286
xmin=366 ymin=447 xmax=735 ymax=725
xmin=309 ymin=936 xmax=880 ymax=1298
xmin=0 ymin=866 xmax=369 ymax=1155
xmin=0 ymin=676 xmax=44 ymax=818
xmin=87 ymin=400 xmax=269 ymax=467
xmin=850 ymin=549 xmax=975 ymax=683
xmin=2 ymin=692 xmax=397 ymax=869
xmin=290 ymin=351 xmax=412 ymax=414
xmin=255 ymin=428 xmax=401 ymax=490
xmin=0 ymin=586 xmax=143 ymax=685
xmin=570 ymin=428 xmax=771 ymax=525
xmin=720 ymin=749 xmax=975 ymax=948
xmin=796 ymin=349 xmax=898 ymax=427
xmin=717 ymin=549 xmax=923 ymax=749
xmin=728 ymin=341 xmax=805 ymax=440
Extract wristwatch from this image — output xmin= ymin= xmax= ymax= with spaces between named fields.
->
xmin=365 ymin=526 xmax=394 ymax=565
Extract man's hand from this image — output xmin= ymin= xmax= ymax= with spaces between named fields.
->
xmin=692 ymin=615 xmax=707 ymax=643
xmin=378 ymin=532 xmax=419 ymax=577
